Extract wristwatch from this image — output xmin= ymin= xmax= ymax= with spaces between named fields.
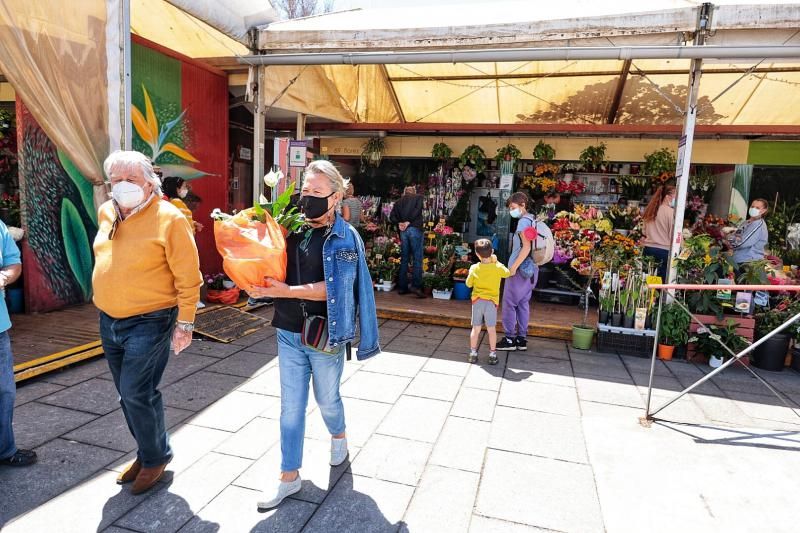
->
xmin=176 ymin=321 xmax=194 ymax=332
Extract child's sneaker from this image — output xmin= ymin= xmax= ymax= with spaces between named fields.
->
xmin=496 ymin=337 xmax=517 ymax=351
xmin=515 ymin=336 xmax=528 ymax=351
xmin=468 ymin=350 xmax=478 ymax=364
xmin=488 ymin=351 xmax=499 ymax=365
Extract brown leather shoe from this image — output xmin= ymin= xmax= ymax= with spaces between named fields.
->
xmin=116 ymin=459 xmax=141 ymax=485
xmin=131 ymin=463 xmax=168 ymax=495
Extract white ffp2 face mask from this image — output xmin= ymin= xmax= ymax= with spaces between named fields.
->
xmin=748 ymin=207 xmax=761 ymax=218
xmin=112 ymin=181 xmax=146 ymax=209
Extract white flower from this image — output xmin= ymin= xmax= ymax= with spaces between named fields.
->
xmin=263 ymin=168 xmax=285 ymax=188
xmin=264 ymin=169 xmax=279 ymax=188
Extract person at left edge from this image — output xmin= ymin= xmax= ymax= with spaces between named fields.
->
xmin=93 ymin=151 xmax=201 ymax=495
xmin=0 ymin=220 xmax=36 ymax=467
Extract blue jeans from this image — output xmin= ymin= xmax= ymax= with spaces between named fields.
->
xmin=644 ymin=246 xmax=669 ymax=281
xmin=100 ymin=307 xmax=176 ymax=468
xmin=399 ymin=226 xmax=423 ymax=291
xmin=0 ymin=331 xmax=16 ymax=460
xmin=277 ymin=329 xmax=345 ymax=472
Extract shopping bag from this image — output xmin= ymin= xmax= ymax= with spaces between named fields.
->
xmin=213 ymin=207 xmax=287 ymax=292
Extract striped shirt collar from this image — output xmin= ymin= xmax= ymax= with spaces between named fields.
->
xmin=114 ymin=193 xmax=158 ymax=221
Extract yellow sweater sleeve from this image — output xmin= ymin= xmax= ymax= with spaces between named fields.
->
xmin=170 ymin=198 xmax=195 ymax=233
xmin=165 ymin=214 xmax=202 ymax=322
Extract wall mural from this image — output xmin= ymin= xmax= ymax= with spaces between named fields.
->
xmin=18 ymin=101 xmax=97 ymax=311
xmin=131 ymin=85 xmax=210 ymax=180
xmin=130 ymin=38 xmax=228 ymax=274
xmin=17 ymin=38 xmax=228 ymax=312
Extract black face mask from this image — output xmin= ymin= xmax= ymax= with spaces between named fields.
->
xmin=299 ymin=191 xmax=335 ymax=220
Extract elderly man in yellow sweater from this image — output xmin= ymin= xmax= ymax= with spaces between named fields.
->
xmin=93 ymin=150 xmax=202 ymax=495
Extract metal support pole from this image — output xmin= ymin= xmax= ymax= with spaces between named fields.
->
xmin=644 ymin=290 xmax=667 ymax=419
xmin=294 ymin=113 xmax=306 ymax=189
xmin=649 ymin=310 xmax=800 ymax=418
xmin=667 ymin=3 xmax=711 ymax=285
xmin=253 ymin=65 xmax=266 ymax=204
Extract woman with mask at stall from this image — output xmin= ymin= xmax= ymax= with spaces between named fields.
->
xmin=731 ymin=198 xmax=770 ymax=266
xmin=641 ymin=184 xmax=676 ymax=281
xmin=162 ymin=176 xmax=203 ymax=234
xmin=93 ymin=151 xmax=201 ymax=495
xmin=247 ymin=160 xmax=380 ymax=510
xmin=496 ymin=192 xmax=538 ymax=353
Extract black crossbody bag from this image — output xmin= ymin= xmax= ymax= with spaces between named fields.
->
xmin=295 ymin=241 xmax=352 ymax=359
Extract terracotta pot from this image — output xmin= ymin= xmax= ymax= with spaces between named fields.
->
xmin=657 ymin=343 xmax=675 ymax=361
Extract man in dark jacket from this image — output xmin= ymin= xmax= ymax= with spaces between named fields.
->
xmin=390 ymin=186 xmax=425 ymax=298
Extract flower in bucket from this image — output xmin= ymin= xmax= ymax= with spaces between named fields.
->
xmin=434 ymin=224 xmax=454 ymax=236
xmin=263 ymin=168 xmax=284 ymax=188
xmin=205 ymin=273 xmax=227 ymax=290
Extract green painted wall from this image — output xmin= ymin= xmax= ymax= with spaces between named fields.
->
xmin=747 ymin=141 xmax=800 ymax=166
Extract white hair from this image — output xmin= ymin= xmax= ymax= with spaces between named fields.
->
xmin=303 ymin=160 xmax=349 ymax=194
xmin=103 ymin=150 xmax=162 ymax=195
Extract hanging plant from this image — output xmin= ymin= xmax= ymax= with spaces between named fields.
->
xmin=431 ymin=142 xmax=453 ymax=161
xmin=361 ymin=136 xmax=386 ymax=167
xmin=532 ymin=140 xmax=556 ymax=162
xmin=494 ymin=143 xmax=522 ymax=163
xmin=578 ymin=142 xmax=608 ymax=172
xmin=642 ymin=148 xmax=676 ymax=178
xmin=458 ymin=144 xmax=487 ymax=174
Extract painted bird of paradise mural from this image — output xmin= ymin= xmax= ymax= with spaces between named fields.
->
xmin=131 ymin=85 xmax=211 ymax=180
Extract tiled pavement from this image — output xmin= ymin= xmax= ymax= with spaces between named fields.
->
xmin=3 ymin=308 xmax=800 ymax=532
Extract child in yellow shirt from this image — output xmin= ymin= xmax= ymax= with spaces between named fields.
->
xmin=465 ymin=238 xmax=510 ymax=365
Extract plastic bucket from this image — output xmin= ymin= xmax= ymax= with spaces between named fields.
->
xmin=6 ymin=288 xmax=24 ymax=314
xmin=453 ymin=281 xmax=472 ymax=301
xmin=572 ymin=325 xmax=595 ymax=350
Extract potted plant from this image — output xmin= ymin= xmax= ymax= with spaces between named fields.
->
xmin=735 ymin=259 xmax=769 ymax=314
xmin=618 ymin=175 xmax=651 ymax=205
xmin=361 ymin=136 xmax=386 ymax=167
xmin=689 ymin=166 xmax=716 ymax=203
xmin=657 ymin=302 xmax=691 ymax=360
xmin=598 ymin=289 xmax=614 ymax=325
xmin=532 ymin=140 xmax=556 ymax=162
xmin=494 ymin=143 xmax=522 ymax=163
xmin=459 ymin=144 xmax=487 ymax=174
xmin=689 ymin=321 xmax=748 ymax=368
xmin=572 ymin=275 xmax=597 ymax=350
xmin=752 ymin=300 xmax=797 ymax=371
xmin=376 ymin=259 xmax=399 ymax=292
xmin=792 ymin=323 xmax=800 ymax=372
xmin=642 ymin=148 xmax=676 ymax=178
xmin=606 ymin=205 xmax=638 ymax=236
xmin=422 ymin=274 xmax=436 ymax=296
xmin=205 ymin=273 xmax=240 ymax=304
xmin=431 ymin=274 xmax=454 ymax=300
xmin=578 ymin=142 xmax=608 ymax=172
xmin=431 ymin=142 xmax=453 ymax=162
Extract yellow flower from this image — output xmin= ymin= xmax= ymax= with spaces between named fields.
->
xmin=704 ymin=254 xmax=712 ymax=266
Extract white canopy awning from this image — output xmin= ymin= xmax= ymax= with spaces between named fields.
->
xmin=244 ymin=1 xmax=800 ymax=127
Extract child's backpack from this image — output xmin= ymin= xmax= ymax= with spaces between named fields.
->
xmin=522 ymin=215 xmax=555 ymax=266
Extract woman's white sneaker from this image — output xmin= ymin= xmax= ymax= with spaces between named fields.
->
xmin=256 ymin=477 xmax=302 ymax=510
xmin=330 ymin=437 xmax=348 ymax=466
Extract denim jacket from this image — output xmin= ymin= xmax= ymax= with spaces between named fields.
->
xmin=322 ymin=214 xmax=381 ymax=360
